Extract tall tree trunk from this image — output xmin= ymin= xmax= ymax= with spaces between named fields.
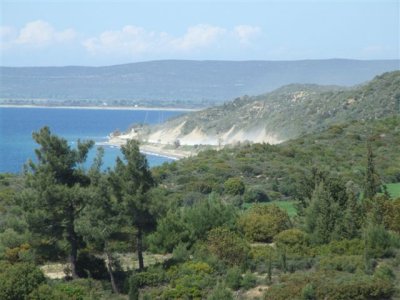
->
xmin=67 ymin=224 xmax=79 ymax=279
xmin=67 ymin=206 xmax=79 ymax=279
xmin=136 ymin=226 xmax=144 ymax=271
xmin=106 ymin=249 xmax=119 ymax=294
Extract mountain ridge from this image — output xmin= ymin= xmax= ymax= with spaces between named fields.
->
xmin=1 ymin=59 xmax=399 ymax=107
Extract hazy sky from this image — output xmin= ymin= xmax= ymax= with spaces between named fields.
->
xmin=1 ymin=0 xmax=399 ymax=66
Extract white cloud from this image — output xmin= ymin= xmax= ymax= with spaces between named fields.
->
xmin=1 ymin=21 xmax=262 ymax=57
xmin=233 ymin=25 xmax=262 ymax=44
xmin=83 ymin=24 xmax=261 ymax=56
xmin=171 ymin=24 xmax=226 ymax=51
xmin=1 ymin=20 xmax=76 ymax=49
xmin=83 ymin=25 xmax=164 ymax=55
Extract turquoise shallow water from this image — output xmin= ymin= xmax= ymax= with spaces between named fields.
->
xmin=0 ymin=107 xmax=185 ymax=173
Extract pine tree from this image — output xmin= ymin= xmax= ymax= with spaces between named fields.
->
xmin=305 ymin=182 xmax=339 ymax=244
xmin=110 ymin=140 xmax=155 ymax=270
xmin=76 ymin=148 xmax=122 ymax=293
xmin=339 ymin=181 xmax=362 ymax=239
xmin=363 ymin=141 xmax=381 ymax=200
xmin=22 ymin=127 xmax=94 ymax=278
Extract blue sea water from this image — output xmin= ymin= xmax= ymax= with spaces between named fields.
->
xmin=0 ymin=107 xmax=185 ymax=174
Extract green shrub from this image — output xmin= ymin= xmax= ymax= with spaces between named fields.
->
xmin=0 ymin=262 xmax=45 ymax=300
xmin=374 ymin=263 xmax=395 ymax=280
xmin=238 ymin=204 xmax=291 ymax=242
xmin=274 ymin=229 xmax=310 ymax=256
xmin=172 ymin=243 xmax=190 ymax=262
xmin=286 ymin=257 xmax=315 ymax=272
xmin=190 ymin=181 xmax=214 ymax=194
xmin=383 ymin=198 xmax=400 ymax=233
xmin=318 ymin=274 xmax=394 ymax=300
xmin=365 ymin=224 xmax=395 ymax=258
xmin=207 ymin=227 xmax=250 ymax=266
xmin=0 ymin=228 xmax=28 ymax=249
xmin=248 ymin=244 xmax=277 ymax=273
xmin=146 ymin=210 xmax=190 ymax=253
xmin=164 ymin=261 xmax=215 ymax=299
xmin=301 ymin=283 xmax=316 ymax=300
xmin=230 ymin=195 xmax=244 ymax=206
xmin=225 ymin=266 xmax=242 ymax=290
xmin=264 ymin=271 xmax=395 ymax=300
xmin=29 ymin=284 xmax=62 ymax=300
xmin=250 ymin=245 xmax=276 ymax=261
xmin=135 ymin=265 xmax=167 ymax=287
xmin=128 ymin=274 xmax=139 ymax=300
xmin=317 ymin=255 xmax=364 ymax=273
xmin=244 ymin=188 xmax=269 ymax=203
xmin=51 ymin=279 xmax=105 ymax=300
xmin=3 ymin=243 xmax=33 ymax=263
xmin=148 ymin=197 xmax=237 ymax=253
xmin=207 ymin=282 xmax=233 ymax=300
xmin=240 ymin=272 xmax=257 ymax=290
xmin=29 ymin=280 xmax=106 ymax=300
xmin=224 ymin=177 xmax=245 ymax=195
xmin=312 ymin=238 xmax=364 ymax=256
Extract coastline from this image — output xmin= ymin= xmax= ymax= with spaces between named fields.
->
xmin=98 ymin=140 xmax=193 ymax=160
xmin=0 ymin=104 xmax=200 ymax=112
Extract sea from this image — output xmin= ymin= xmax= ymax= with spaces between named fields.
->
xmin=0 ymin=107 xmax=186 ymax=174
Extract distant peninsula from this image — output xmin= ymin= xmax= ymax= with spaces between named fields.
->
xmin=1 ymin=59 xmax=399 ymax=108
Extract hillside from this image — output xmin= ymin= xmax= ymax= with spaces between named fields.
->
xmin=153 ymin=115 xmax=400 ymax=203
xmin=133 ymin=71 xmax=400 ymax=145
xmin=1 ymin=59 xmax=399 ymax=108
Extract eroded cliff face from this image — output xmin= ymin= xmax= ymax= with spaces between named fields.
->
xmin=110 ymin=119 xmax=282 ymax=147
xmin=141 ymin=121 xmax=282 ymax=146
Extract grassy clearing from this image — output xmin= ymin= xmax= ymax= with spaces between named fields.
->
xmin=386 ymin=183 xmax=400 ymax=198
xmin=270 ymin=200 xmax=298 ymax=217
xmin=243 ymin=200 xmax=298 ymax=217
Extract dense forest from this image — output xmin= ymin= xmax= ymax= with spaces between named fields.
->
xmin=0 ymin=112 xmax=400 ymax=298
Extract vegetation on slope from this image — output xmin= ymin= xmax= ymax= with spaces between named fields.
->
xmin=153 ymin=116 xmax=400 ymax=205
xmin=147 ymin=71 xmax=400 ymax=141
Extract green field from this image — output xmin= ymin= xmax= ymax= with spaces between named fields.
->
xmin=243 ymin=200 xmax=298 ymax=217
xmin=386 ymin=183 xmax=400 ymax=198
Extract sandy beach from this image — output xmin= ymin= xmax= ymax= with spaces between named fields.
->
xmin=99 ymin=139 xmax=194 ymax=160
xmin=140 ymin=144 xmax=193 ymax=160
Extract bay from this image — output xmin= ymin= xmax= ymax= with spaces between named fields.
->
xmin=0 ymin=107 xmax=186 ymax=173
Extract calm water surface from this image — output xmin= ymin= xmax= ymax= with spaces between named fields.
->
xmin=0 ymin=107 xmax=185 ymax=173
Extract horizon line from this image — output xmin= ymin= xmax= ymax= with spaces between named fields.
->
xmin=1 ymin=57 xmax=399 ymax=68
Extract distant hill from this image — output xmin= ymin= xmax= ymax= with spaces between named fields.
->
xmin=135 ymin=71 xmax=400 ymax=144
xmin=1 ymin=59 xmax=399 ymax=107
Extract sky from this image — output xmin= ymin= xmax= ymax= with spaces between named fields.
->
xmin=0 ymin=0 xmax=399 ymax=66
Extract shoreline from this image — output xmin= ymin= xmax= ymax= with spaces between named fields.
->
xmin=0 ymin=104 xmax=200 ymax=112
xmin=98 ymin=140 xmax=193 ymax=160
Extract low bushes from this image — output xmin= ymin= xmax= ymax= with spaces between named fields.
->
xmin=264 ymin=271 xmax=395 ymax=300
xmin=317 ymin=255 xmax=364 ymax=273
xmin=0 ymin=262 xmax=45 ymax=300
